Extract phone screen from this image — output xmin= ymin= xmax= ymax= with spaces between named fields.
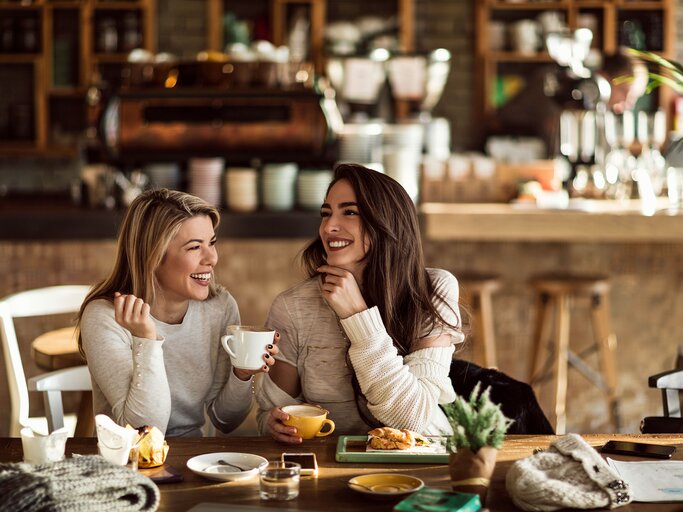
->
xmin=601 ymin=441 xmax=676 ymax=459
xmin=282 ymin=453 xmax=318 ymax=475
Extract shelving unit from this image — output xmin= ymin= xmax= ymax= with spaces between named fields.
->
xmin=475 ymin=0 xmax=676 ymax=140
xmin=206 ymin=0 xmax=415 ymax=74
xmin=0 ymin=0 xmax=156 ymax=157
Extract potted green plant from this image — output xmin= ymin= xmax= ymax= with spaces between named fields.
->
xmin=442 ymin=383 xmax=513 ymax=503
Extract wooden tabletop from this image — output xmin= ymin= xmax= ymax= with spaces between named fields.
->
xmin=1 ymin=434 xmax=682 ymax=511
xmin=420 ymin=201 xmax=683 ymax=243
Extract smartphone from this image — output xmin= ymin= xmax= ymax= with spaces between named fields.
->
xmin=282 ymin=452 xmax=318 ymax=476
xmin=601 ymin=440 xmax=676 ymax=459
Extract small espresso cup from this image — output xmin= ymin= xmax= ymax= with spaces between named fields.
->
xmin=220 ymin=325 xmax=274 ymax=370
xmin=282 ymin=404 xmax=335 ymax=439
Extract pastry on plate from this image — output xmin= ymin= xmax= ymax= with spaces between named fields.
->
xmin=367 ymin=427 xmax=430 ymax=450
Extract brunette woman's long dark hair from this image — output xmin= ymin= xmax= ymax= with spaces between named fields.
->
xmin=302 ymin=163 xmax=460 ymax=356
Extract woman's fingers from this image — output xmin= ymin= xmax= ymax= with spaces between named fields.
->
xmin=317 ymin=265 xmax=347 ymax=277
xmin=268 ymin=409 xmax=302 ymax=443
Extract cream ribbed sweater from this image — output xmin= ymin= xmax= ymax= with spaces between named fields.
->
xmin=256 ymin=268 xmax=463 ymax=435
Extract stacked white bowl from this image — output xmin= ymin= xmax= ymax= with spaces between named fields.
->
xmin=143 ymin=162 xmax=181 ymax=190
xmin=225 ymin=167 xmax=258 ymax=212
xmin=297 ymin=170 xmax=333 ymax=210
xmin=382 ymin=123 xmax=424 ymax=203
xmin=262 ymin=163 xmax=298 ymax=211
xmin=338 ymin=123 xmax=383 ymax=166
xmin=188 ymin=158 xmax=224 ymax=206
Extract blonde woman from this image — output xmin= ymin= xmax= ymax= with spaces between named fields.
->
xmin=78 ymin=189 xmax=277 ymax=437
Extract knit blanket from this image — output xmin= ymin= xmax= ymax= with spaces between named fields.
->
xmin=0 ymin=455 xmax=160 ymax=512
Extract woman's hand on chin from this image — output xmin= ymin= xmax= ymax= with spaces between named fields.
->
xmin=317 ymin=264 xmax=367 ymax=319
xmin=232 ymin=332 xmax=280 ymax=381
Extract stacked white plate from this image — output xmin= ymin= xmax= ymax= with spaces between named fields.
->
xmin=225 ymin=167 xmax=258 ymax=212
xmin=338 ymin=123 xmax=383 ymax=165
xmin=262 ymin=163 xmax=298 ymax=211
xmin=297 ymin=170 xmax=333 ymax=210
xmin=188 ymin=158 xmax=224 ymax=206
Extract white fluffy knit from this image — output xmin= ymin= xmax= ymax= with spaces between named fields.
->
xmin=341 ymin=306 xmax=456 ymax=435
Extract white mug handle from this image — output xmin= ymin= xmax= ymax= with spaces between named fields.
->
xmin=220 ymin=334 xmax=237 ymax=358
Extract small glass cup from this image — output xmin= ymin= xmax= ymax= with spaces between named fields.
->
xmin=259 ymin=461 xmax=301 ymax=501
xmin=127 ymin=444 xmax=140 ymax=471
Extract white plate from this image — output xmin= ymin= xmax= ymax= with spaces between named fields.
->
xmin=186 ymin=452 xmax=268 ymax=482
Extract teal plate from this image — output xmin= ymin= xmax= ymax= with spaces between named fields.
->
xmin=335 ymin=436 xmax=449 ymax=463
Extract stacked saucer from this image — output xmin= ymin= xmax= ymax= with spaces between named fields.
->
xmin=225 ymin=167 xmax=258 ymax=212
xmin=262 ymin=163 xmax=298 ymax=211
xmin=297 ymin=170 xmax=333 ymax=210
xmin=188 ymin=158 xmax=224 ymax=206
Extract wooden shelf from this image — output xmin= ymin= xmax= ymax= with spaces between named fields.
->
xmin=490 ymin=52 xmax=555 ymax=63
xmin=475 ymin=0 xmax=676 ymax=144
xmin=0 ymin=0 xmax=155 ymax=157
xmin=0 ymin=55 xmax=41 ymax=63
xmin=489 ymin=1 xmax=570 ymax=10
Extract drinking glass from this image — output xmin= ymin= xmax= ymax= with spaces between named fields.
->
xmin=259 ymin=461 xmax=301 ymax=501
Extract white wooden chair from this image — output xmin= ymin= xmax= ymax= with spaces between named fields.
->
xmin=0 ymin=285 xmax=91 ymax=437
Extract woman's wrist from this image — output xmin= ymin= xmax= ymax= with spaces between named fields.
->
xmin=232 ymin=367 xmax=254 ymax=382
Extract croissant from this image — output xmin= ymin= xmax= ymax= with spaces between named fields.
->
xmin=367 ymin=427 xmax=416 ymax=450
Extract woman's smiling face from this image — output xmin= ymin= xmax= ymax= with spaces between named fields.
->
xmin=155 ymin=214 xmax=218 ymax=306
xmin=319 ymin=179 xmax=370 ymax=277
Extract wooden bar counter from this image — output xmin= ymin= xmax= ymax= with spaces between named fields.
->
xmin=421 ymin=200 xmax=683 ymax=243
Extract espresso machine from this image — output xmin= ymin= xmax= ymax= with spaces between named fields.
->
xmin=544 ymin=29 xmax=610 ymax=192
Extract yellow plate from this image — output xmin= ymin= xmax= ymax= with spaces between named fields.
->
xmin=348 ymin=473 xmax=424 ymax=497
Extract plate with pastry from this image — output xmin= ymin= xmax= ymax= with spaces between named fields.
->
xmin=336 ymin=428 xmax=448 ymax=463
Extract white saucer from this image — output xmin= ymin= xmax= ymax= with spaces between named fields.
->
xmin=186 ymin=452 xmax=268 ymax=482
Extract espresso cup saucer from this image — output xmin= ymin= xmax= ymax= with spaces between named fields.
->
xmin=348 ymin=473 xmax=424 ymax=498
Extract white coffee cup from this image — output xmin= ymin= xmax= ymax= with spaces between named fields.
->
xmin=221 ymin=325 xmax=274 ymax=370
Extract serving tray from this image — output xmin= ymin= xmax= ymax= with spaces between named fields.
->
xmin=335 ymin=435 xmax=449 ymax=463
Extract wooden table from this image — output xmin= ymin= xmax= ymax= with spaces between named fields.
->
xmin=1 ymin=434 xmax=682 ymax=511
xmin=30 ymin=326 xmax=93 ymax=437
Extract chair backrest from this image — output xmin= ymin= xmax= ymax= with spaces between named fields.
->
xmin=649 ymin=370 xmax=683 ymax=418
xmin=641 ymin=364 xmax=683 ymax=433
xmin=0 ymin=285 xmax=91 ymax=437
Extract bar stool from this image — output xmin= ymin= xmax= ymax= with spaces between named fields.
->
xmin=458 ymin=273 xmax=501 ymax=369
xmin=528 ymin=274 xmax=621 ymax=434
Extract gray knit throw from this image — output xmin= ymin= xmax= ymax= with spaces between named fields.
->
xmin=0 ymin=455 xmax=160 ymax=512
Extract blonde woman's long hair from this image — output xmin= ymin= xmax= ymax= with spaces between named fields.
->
xmin=77 ymin=189 xmax=220 ymax=356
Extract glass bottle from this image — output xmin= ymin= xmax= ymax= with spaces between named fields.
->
xmin=1 ymin=18 xmax=14 ymax=53
xmin=122 ymin=12 xmax=141 ymax=52
xmin=98 ymin=18 xmax=118 ymax=53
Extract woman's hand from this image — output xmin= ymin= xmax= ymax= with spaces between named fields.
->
xmin=233 ymin=332 xmax=280 ymax=381
xmin=317 ymin=265 xmax=368 ymax=319
xmin=266 ymin=406 xmax=302 ymax=444
xmin=113 ymin=292 xmax=157 ymax=340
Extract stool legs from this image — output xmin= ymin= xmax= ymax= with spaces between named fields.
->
xmin=472 ymin=291 xmax=498 ymax=368
xmin=529 ymin=292 xmax=551 ymax=383
xmin=591 ymin=292 xmax=621 ymax=431
xmin=529 ymin=283 xmax=621 ymax=434
xmin=551 ymin=294 xmax=571 ymax=434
